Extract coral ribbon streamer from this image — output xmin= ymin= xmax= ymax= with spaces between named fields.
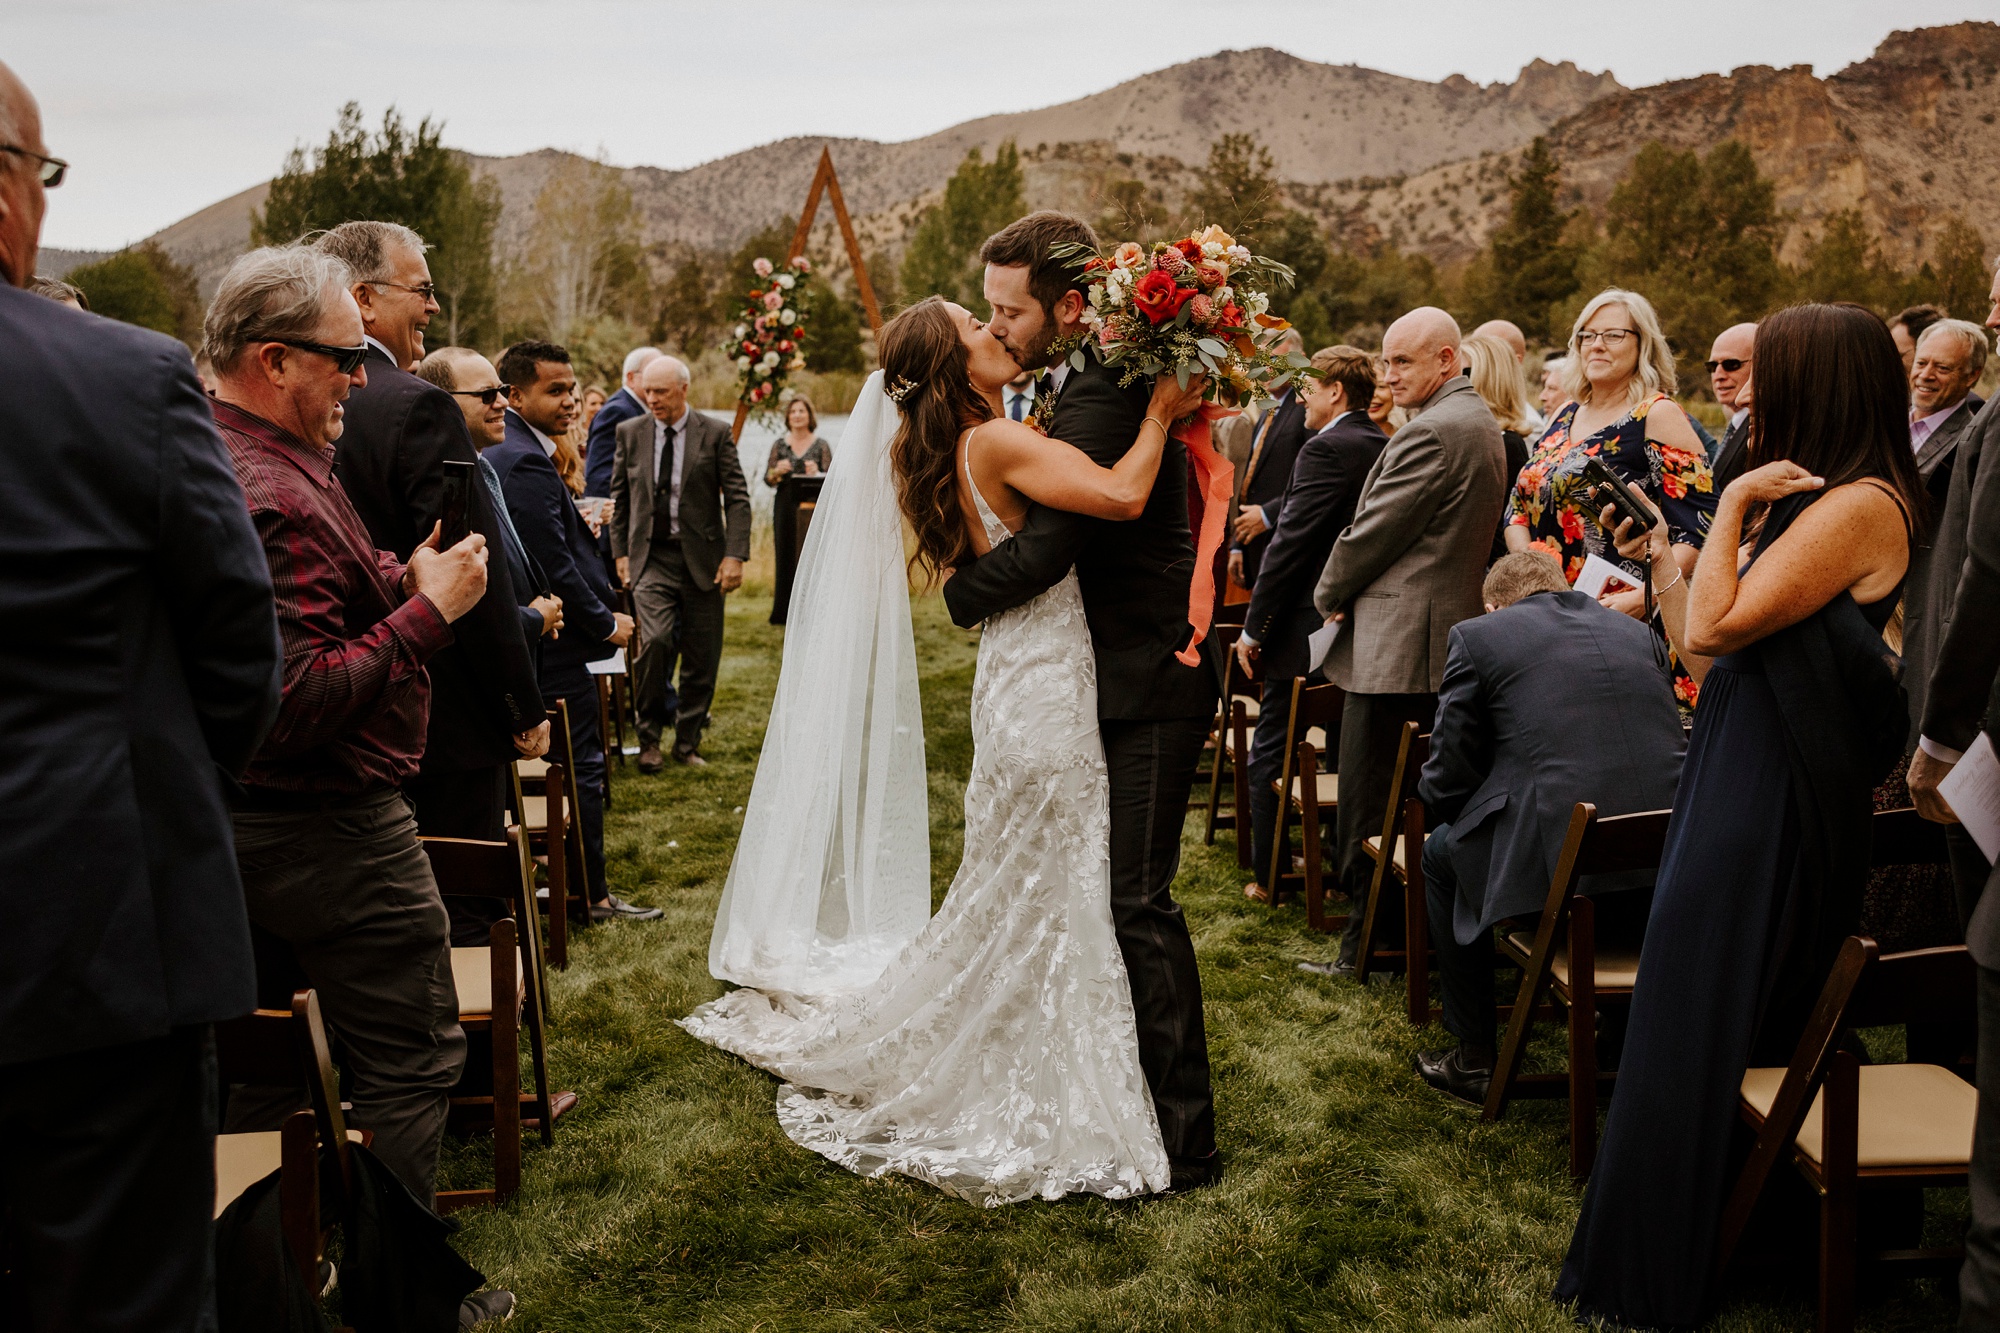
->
xmin=1175 ymin=404 xmax=1238 ymax=667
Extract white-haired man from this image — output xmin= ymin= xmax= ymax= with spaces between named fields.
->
xmin=587 ymin=344 xmax=661 ymax=498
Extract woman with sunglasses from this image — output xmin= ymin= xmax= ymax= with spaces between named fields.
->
xmin=1503 ymin=287 xmax=1720 ymax=719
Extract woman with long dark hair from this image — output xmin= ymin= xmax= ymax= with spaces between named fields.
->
xmin=683 ymin=294 xmax=1208 ymax=1206
xmin=1558 ymin=303 xmax=1924 ymax=1326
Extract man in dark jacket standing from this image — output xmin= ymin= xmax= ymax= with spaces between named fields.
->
xmin=0 ymin=62 xmax=283 ymax=1329
xmin=1227 ymin=329 xmax=1308 ymax=594
xmin=313 ymin=222 xmax=547 ymax=855
xmin=1234 ymin=346 xmax=1388 ymax=901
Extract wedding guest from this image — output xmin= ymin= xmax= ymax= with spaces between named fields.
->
xmin=1503 ymin=288 xmax=1716 ymax=720
xmin=1462 ymin=332 xmax=1531 ymax=564
xmin=1309 ymin=307 xmax=1508 ymax=975
xmin=0 ymin=60 xmax=281 ymax=1327
xmin=1228 ymin=329 xmax=1308 ymax=593
xmin=1413 ymin=552 xmax=1684 ymax=1102
xmin=1534 ymin=356 xmax=1569 ymax=436
xmin=493 ymin=340 xmax=658 ymax=921
xmin=583 ymin=344 xmax=659 ymax=499
xmin=580 ymin=382 xmax=608 ymax=433
xmin=766 ymin=393 xmax=832 ymax=484
xmin=28 ymin=272 xmax=82 ymax=306
xmin=314 ymin=221 xmax=548 ymax=863
xmin=1001 ymin=369 xmax=1035 ymax=423
xmin=1890 ymin=302 xmax=1948 ymax=379
xmin=1560 ymin=302 xmax=1921 ymax=1328
xmin=1233 ymin=346 xmax=1388 ymax=902
xmin=1910 ymin=318 xmax=1987 ymax=479
xmin=1471 ymin=317 xmax=1542 ymax=430
xmin=612 ymin=353 xmax=751 ymax=770
xmin=1705 ymin=322 xmax=1756 ymax=490
xmin=1366 ymin=359 xmax=1400 ymax=434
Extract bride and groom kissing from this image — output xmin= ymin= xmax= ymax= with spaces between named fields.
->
xmin=681 ymin=211 xmax=1226 ymax=1205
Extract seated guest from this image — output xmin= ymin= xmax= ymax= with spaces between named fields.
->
xmin=1560 ymin=302 xmax=1921 ymax=1328
xmin=1461 ymin=332 xmax=1532 ymax=563
xmin=1705 ymin=322 xmax=1756 ymax=490
xmin=1228 ymin=328 xmax=1308 ymax=593
xmin=1234 ymin=346 xmax=1389 ymax=902
xmin=1412 ymin=552 xmax=1686 ymax=1102
xmin=208 ymin=245 xmax=489 ymax=1218
xmin=766 ymin=393 xmax=832 ymax=484
xmin=1503 ymin=288 xmax=1717 ymax=722
xmin=1889 ymin=302 xmax=1948 ymax=379
xmin=491 ymin=340 xmax=658 ymax=922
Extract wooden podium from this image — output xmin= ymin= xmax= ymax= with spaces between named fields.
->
xmin=770 ymin=474 xmax=824 ymax=625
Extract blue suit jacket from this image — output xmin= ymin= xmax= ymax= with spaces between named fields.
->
xmin=1418 ymin=590 xmax=1685 ymax=945
xmin=0 ymin=285 xmax=282 ymax=1063
xmin=585 ymin=387 xmax=645 ymax=498
xmin=490 ymin=412 xmax=620 ymax=688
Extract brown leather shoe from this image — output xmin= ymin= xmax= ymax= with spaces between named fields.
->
xmin=676 ymin=751 xmax=709 ymax=769
xmin=636 ymin=745 xmax=663 ymax=774
xmin=1242 ymin=882 xmax=1272 ymax=904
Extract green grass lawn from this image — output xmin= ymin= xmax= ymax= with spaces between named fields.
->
xmin=439 ymin=591 xmax=1962 ymax=1331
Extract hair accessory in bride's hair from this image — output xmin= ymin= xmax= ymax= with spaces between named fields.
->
xmin=885 ymin=375 xmax=918 ymax=404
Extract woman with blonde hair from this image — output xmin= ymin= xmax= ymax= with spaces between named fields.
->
xmin=1503 ymin=287 xmax=1718 ymax=716
xmin=1462 ymin=332 xmax=1531 ymax=563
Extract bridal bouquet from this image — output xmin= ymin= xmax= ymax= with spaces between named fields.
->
xmin=724 ymin=255 xmax=812 ymax=419
xmin=1056 ymin=226 xmax=1310 ymax=404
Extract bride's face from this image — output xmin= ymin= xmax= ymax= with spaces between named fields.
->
xmin=948 ymin=303 xmax=1022 ymax=393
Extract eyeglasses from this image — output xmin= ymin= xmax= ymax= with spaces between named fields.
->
xmin=1705 ymin=357 xmax=1751 ymax=374
xmin=0 ymin=145 xmax=67 ymax=187
xmin=367 ymin=279 xmax=439 ymax=303
xmin=1576 ymin=329 xmax=1639 ymax=349
xmin=452 ymin=385 xmax=508 ymax=406
xmin=272 ymin=339 xmax=370 ymax=374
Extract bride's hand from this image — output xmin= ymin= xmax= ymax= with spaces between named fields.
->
xmin=1149 ymin=372 xmax=1208 ymax=425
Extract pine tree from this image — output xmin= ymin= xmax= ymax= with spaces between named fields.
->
xmin=1487 ymin=138 xmax=1580 ymax=342
xmin=66 ymin=242 xmax=201 ymax=345
xmin=898 ymin=142 xmax=1026 ymax=308
xmin=1793 ymin=209 xmax=1900 ymax=309
xmin=1929 ymin=214 xmax=1991 ymax=320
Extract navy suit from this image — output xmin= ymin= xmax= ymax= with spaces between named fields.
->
xmin=1232 ymin=388 xmax=1310 ymax=588
xmin=1417 ymin=590 xmax=1685 ymax=1047
xmin=0 ymin=284 xmax=282 ymax=1327
xmin=585 ymin=385 xmax=646 ymax=498
xmin=1241 ymin=411 xmax=1388 ymax=883
xmin=490 ymin=411 xmax=620 ymax=901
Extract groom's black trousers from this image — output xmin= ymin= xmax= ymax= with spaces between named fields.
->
xmin=1101 ymin=715 xmax=1216 ymax=1163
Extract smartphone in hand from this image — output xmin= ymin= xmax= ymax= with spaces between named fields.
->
xmin=440 ymin=459 xmax=475 ymax=548
xmin=1581 ymin=457 xmax=1655 ymax=537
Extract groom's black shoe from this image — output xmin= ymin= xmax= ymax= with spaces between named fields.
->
xmin=1413 ymin=1044 xmax=1494 ymax=1107
xmin=1165 ymin=1150 xmax=1223 ymax=1194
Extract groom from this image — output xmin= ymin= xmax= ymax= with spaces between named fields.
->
xmin=945 ymin=211 xmax=1220 ymax=1190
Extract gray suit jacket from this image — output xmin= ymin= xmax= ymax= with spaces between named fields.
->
xmin=1313 ymin=374 xmax=1508 ymax=695
xmin=609 ymin=408 xmax=751 ymax=593
xmin=1904 ymin=393 xmax=1989 ymax=735
xmin=1418 ymin=590 xmax=1685 ymax=944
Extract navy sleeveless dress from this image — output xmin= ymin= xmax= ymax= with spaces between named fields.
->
xmin=1557 ymin=492 xmax=1909 ymax=1328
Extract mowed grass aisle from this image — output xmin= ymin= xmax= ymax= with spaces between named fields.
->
xmin=440 ymin=592 xmax=1959 ymax=1332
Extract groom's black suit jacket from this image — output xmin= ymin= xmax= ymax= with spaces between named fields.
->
xmin=944 ymin=348 xmax=1218 ymax=721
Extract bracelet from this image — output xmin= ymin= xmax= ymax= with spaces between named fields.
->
xmin=1653 ymin=567 xmax=1683 ymax=596
xmin=1144 ymin=415 xmax=1170 ymax=436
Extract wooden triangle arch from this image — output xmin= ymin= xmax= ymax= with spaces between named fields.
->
xmin=732 ymin=146 xmax=884 ymax=442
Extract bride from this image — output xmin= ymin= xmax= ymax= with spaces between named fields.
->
xmin=681 ymin=295 xmax=1205 ymax=1205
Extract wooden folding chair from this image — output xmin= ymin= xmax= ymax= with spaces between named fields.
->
xmin=1203 ymin=624 xmax=1260 ymax=859
xmin=591 ymin=647 xmax=631 ymax=778
xmin=1263 ymin=677 xmax=1342 ymax=904
xmin=511 ymin=698 xmax=591 ymax=968
xmin=1352 ymin=724 xmax=1435 ymax=1025
xmin=213 ymin=989 xmax=356 ymax=1305
xmin=1482 ymin=804 xmax=1671 ymax=1178
xmin=1715 ymin=931 xmax=1974 ymax=1333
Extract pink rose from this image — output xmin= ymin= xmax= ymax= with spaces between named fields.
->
xmin=763 ymin=290 xmax=784 ymax=311
xmin=753 ymin=257 xmax=774 ymax=278
xmin=1193 ymin=260 xmax=1228 ymax=289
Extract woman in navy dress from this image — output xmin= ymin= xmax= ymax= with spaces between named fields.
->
xmin=1557 ymin=303 xmax=1925 ymax=1328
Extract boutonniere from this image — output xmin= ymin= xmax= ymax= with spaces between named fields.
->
xmin=1045 ymin=330 xmax=1089 ymax=373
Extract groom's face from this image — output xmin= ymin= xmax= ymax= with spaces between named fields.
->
xmin=984 ymin=264 xmax=1066 ymax=371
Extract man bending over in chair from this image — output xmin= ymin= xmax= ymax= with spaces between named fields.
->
xmin=1413 ymin=552 xmax=1685 ymax=1104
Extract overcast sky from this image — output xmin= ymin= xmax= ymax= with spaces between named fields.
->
xmin=17 ymin=0 xmax=2000 ymax=251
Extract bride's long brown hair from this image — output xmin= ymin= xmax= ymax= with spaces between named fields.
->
xmin=879 ymin=296 xmax=996 ymax=586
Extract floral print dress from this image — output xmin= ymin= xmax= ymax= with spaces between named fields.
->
xmin=1508 ymin=394 xmax=1717 ymax=719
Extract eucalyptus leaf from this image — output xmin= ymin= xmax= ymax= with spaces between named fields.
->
xmin=1070 ymin=349 xmax=1086 ymax=371
xmin=1177 ymin=364 xmax=1191 ymax=390
xmin=1197 ymin=338 xmax=1228 ymax=357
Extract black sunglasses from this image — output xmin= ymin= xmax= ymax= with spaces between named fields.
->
xmin=273 ymin=339 xmax=369 ymax=374
xmin=1704 ymin=357 xmax=1750 ymax=374
xmin=451 ymin=385 xmax=508 ymax=406
xmin=0 ymin=145 xmax=66 ymax=187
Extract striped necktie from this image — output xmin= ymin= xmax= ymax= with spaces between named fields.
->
xmin=476 ymin=454 xmax=534 ymax=580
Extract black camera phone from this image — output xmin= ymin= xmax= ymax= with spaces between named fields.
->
xmin=439 ymin=459 xmax=475 ymax=549
xmin=1581 ymin=457 xmax=1656 ymax=538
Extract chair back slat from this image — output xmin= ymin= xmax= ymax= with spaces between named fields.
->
xmin=1870 ymin=807 xmax=1951 ymax=868
xmin=1292 ymin=680 xmax=1343 ymax=733
xmin=423 ymin=836 xmax=521 ymax=903
xmin=1845 ymin=943 xmax=1977 ymax=1030
xmin=1570 ymin=809 xmax=1673 ymax=878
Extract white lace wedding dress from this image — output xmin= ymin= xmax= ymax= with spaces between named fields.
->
xmin=681 ymin=438 xmax=1169 ymax=1207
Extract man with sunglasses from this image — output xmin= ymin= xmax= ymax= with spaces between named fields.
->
xmin=313 ymin=222 xmax=549 ymax=920
xmin=1704 ymin=323 xmax=1756 ymax=490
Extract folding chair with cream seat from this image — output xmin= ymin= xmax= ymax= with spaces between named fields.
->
xmin=1714 ymin=932 xmax=1975 ymax=1333
xmin=1352 ymin=722 xmax=1436 ymax=1024
xmin=589 ymin=646 xmax=631 ymax=783
xmin=1481 ymin=803 xmax=1670 ymax=1179
xmin=511 ymin=697 xmax=590 ymax=969
xmin=1203 ymin=624 xmax=1259 ymax=862
xmin=423 ymin=835 xmax=570 ymax=1211
xmin=213 ymin=989 xmax=357 ymax=1306
xmin=1257 ymin=676 xmax=1341 ymax=906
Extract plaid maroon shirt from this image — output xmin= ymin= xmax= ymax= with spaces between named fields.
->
xmin=215 ymin=399 xmax=451 ymax=794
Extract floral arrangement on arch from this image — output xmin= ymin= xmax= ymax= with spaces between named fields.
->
xmin=1055 ymin=225 xmax=1310 ymax=406
xmin=724 ymin=254 xmax=812 ymax=419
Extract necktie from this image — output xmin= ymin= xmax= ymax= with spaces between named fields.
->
xmin=1244 ymin=396 xmax=1283 ymax=494
xmin=1009 ymin=391 xmax=1026 ymax=422
xmin=477 ymin=455 xmax=533 ymax=582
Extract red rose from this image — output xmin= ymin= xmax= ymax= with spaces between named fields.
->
xmin=1175 ymin=239 xmax=1202 ymax=260
xmin=1219 ymin=303 xmax=1243 ymax=328
xmin=778 ymin=339 xmax=794 ymax=352
xmin=1133 ymin=269 xmax=1197 ymax=325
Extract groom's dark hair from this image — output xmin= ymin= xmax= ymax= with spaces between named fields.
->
xmin=980 ymin=212 xmax=1099 ymax=316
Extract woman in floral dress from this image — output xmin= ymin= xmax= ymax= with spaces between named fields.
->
xmin=1505 ymin=288 xmax=1718 ymax=718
